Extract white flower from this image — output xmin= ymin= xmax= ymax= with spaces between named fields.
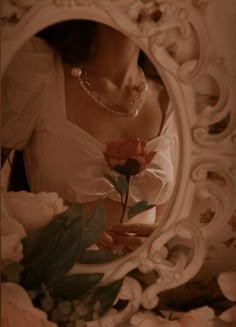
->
xmin=1 ymin=195 xmax=26 ymax=264
xmin=1 ymin=282 xmax=57 ymax=327
xmin=218 ymin=271 xmax=236 ymax=323
xmin=4 ymin=191 xmax=67 ymax=232
xmin=1 ymin=234 xmax=24 ymax=264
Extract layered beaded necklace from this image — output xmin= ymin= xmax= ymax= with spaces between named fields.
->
xmin=71 ymin=65 xmax=148 ymax=117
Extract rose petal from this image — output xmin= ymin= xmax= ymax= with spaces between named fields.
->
xmin=140 ymin=140 xmax=146 ymax=155
xmin=130 ymin=156 xmax=146 ymax=165
xmin=106 ymin=140 xmax=126 ymax=158
xmin=104 ymin=140 xmax=153 ymax=174
xmin=109 ymin=158 xmax=126 ymax=168
xmin=105 ymin=145 xmax=120 ymax=158
xmin=218 ymin=272 xmax=236 ymax=301
xmin=105 ymin=139 xmax=148 ymax=160
xmin=119 ymin=141 xmax=140 ymax=159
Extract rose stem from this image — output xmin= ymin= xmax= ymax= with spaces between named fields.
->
xmin=120 ymin=192 xmax=125 ymax=207
xmin=120 ymin=175 xmax=130 ymax=224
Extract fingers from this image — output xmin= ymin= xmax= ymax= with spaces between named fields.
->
xmin=97 ymin=231 xmax=145 ymax=253
xmin=108 ymin=231 xmax=145 ymax=251
xmin=97 ymin=223 xmax=157 ymax=253
xmin=96 ymin=231 xmax=116 ymax=249
xmin=109 ymin=223 xmax=157 ymax=237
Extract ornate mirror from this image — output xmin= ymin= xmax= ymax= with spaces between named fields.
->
xmin=1 ymin=1 xmax=236 ymax=326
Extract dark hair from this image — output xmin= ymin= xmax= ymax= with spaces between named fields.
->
xmin=37 ymin=20 xmax=97 ymax=64
xmin=37 ymin=19 xmax=162 ymax=81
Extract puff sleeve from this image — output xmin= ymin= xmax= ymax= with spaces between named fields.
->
xmin=1 ymin=37 xmax=54 ymax=150
xmin=128 ymin=108 xmax=179 ymax=206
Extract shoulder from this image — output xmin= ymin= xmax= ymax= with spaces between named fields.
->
xmin=2 ymin=36 xmax=58 ymax=115
xmin=146 ymin=78 xmax=170 ymax=124
xmin=146 ymin=79 xmax=168 ymax=106
xmin=146 ymin=78 xmax=164 ymax=95
xmin=4 ymin=37 xmax=56 ymax=87
xmin=1 ymin=37 xmax=59 ymax=150
xmin=21 ymin=36 xmax=53 ymax=52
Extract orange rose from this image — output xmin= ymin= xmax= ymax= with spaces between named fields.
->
xmin=103 ymin=139 xmax=156 ymax=176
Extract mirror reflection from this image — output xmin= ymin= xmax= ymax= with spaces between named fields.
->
xmin=1 ymin=20 xmax=179 ymax=255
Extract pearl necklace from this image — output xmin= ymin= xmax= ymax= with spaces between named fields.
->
xmin=71 ymin=66 xmax=148 ymax=117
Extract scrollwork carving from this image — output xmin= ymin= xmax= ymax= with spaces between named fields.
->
xmin=140 ymin=220 xmax=207 ymax=309
xmin=191 ymin=160 xmax=236 ymax=236
xmin=1 ymin=0 xmax=37 ymax=26
xmin=70 ymin=219 xmax=206 ymax=319
xmin=54 ymin=0 xmax=97 ymax=8
xmin=1 ymin=0 xmax=235 ymax=325
xmin=192 ymin=59 xmax=236 ymax=144
xmin=86 ymin=277 xmax=142 ymax=327
xmin=192 ymin=0 xmax=209 ymax=16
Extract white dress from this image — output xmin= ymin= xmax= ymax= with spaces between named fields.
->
xmin=1 ymin=37 xmax=179 ymax=206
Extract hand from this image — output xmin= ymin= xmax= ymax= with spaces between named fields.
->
xmin=97 ymin=223 xmax=158 ymax=253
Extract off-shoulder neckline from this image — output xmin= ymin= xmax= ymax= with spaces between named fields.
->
xmin=58 ymin=55 xmax=169 ymax=148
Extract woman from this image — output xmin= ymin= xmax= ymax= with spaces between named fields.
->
xmin=1 ymin=20 xmax=178 ymax=251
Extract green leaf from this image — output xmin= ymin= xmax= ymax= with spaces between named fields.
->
xmin=80 ymin=200 xmax=105 ymax=252
xmin=79 ymin=250 xmax=119 ymax=264
xmin=21 ymin=201 xmax=105 ymax=290
xmin=22 ymin=204 xmax=83 ymax=265
xmin=22 ymin=216 xmax=67 ymax=266
xmin=21 ymin=215 xmax=84 ymax=289
xmin=104 ymin=173 xmax=128 ymax=194
xmin=63 ymin=203 xmax=84 ymax=219
xmin=49 ymin=273 xmax=104 ymax=300
xmin=86 ymin=279 xmax=124 ymax=319
xmin=128 ymin=200 xmax=156 ymax=219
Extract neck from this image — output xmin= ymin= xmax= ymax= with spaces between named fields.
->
xmin=83 ymin=24 xmax=140 ymax=87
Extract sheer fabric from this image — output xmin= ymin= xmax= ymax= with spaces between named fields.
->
xmin=2 ymin=37 xmax=179 ymax=205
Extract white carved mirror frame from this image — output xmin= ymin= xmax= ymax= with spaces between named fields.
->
xmin=1 ymin=0 xmax=236 ymax=326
